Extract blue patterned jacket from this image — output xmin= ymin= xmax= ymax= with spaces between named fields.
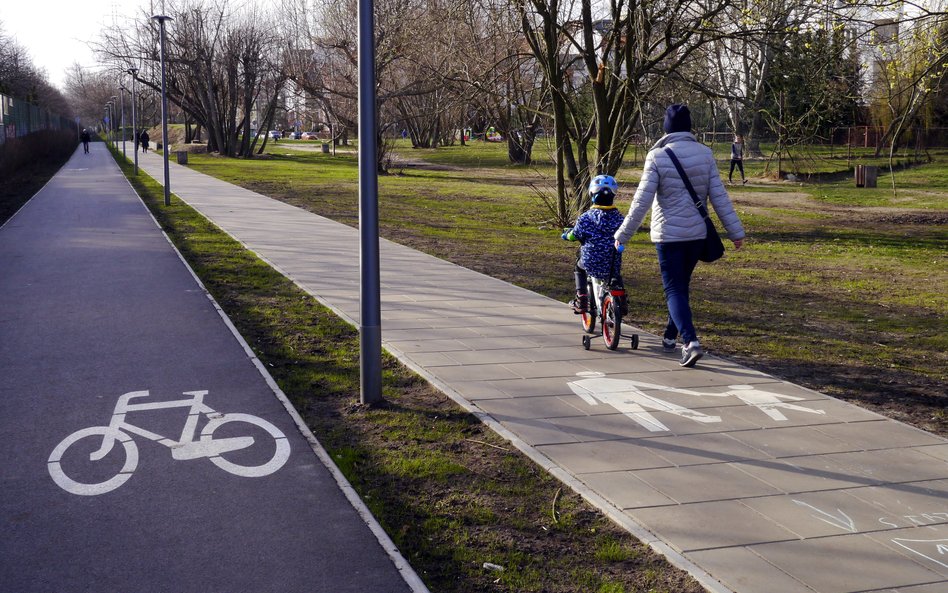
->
xmin=572 ymin=206 xmax=624 ymax=280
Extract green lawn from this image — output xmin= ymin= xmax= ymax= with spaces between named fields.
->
xmin=184 ymin=139 xmax=947 ymax=436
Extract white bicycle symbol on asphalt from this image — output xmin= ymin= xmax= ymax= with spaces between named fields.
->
xmin=48 ymin=390 xmax=291 ymax=496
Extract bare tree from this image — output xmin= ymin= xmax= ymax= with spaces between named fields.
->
xmin=0 ymin=21 xmax=70 ymax=117
xmin=699 ymin=0 xmax=826 ymax=156
xmin=863 ymin=6 xmax=948 ymax=163
xmin=285 ymin=0 xmax=489 ymax=170
xmin=284 ymin=0 xmax=409 ymax=170
xmin=517 ymin=0 xmax=733 ymax=222
xmin=448 ymin=1 xmax=549 ymax=164
xmin=95 ymin=0 xmax=287 ymax=157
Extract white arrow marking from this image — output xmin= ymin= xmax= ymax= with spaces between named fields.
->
xmin=891 ymin=539 xmax=948 ymax=569
xmin=793 ymin=500 xmax=857 ymax=533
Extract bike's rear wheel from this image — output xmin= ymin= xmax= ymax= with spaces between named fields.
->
xmin=48 ymin=426 xmax=138 ymax=496
xmin=602 ymin=295 xmax=622 ymax=350
xmin=202 ymin=414 xmax=290 ymax=478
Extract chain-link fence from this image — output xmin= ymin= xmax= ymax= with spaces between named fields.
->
xmin=0 ymin=93 xmax=78 ymax=145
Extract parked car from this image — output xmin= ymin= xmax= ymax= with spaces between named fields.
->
xmin=300 ymin=131 xmax=319 ymax=140
xmin=292 ymin=131 xmax=302 ymax=139
xmin=269 ymin=130 xmax=281 ymax=140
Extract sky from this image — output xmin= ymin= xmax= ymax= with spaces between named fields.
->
xmin=0 ymin=1 xmax=139 ymax=90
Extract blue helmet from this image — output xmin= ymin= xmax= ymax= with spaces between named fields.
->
xmin=589 ymin=174 xmax=618 ymax=205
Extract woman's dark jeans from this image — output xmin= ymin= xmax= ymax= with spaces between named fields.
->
xmin=655 ymin=239 xmax=703 ymax=344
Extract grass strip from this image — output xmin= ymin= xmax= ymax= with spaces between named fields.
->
xmin=108 ymin=149 xmax=704 ymax=593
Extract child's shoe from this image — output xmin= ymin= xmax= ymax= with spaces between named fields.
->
xmin=571 ymin=293 xmax=588 ymax=314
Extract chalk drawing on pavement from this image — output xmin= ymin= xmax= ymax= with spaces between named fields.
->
xmin=891 ymin=538 xmax=948 ymax=569
xmin=792 ymin=499 xmax=858 ymax=533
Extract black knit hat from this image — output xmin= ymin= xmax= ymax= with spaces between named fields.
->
xmin=663 ymin=104 xmax=692 ymax=133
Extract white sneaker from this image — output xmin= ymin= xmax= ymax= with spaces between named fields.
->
xmin=662 ymin=338 xmax=677 ymax=352
xmin=680 ymin=342 xmax=703 ymax=367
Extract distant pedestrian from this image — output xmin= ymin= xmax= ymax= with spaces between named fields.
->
xmin=80 ymin=129 xmax=91 ymax=154
xmin=729 ymin=134 xmax=746 ymax=185
xmin=140 ymin=130 xmax=150 ymax=153
xmin=614 ymin=104 xmax=745 ymax=368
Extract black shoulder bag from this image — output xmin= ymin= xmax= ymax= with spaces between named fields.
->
xmin=664 ymin=147 xmax=725 ymax=263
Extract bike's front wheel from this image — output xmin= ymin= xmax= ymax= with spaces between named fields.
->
xmin=48 ymin=427 xmax=138 ymax=496
xmin=582 ymin=280 xmax=596 ymax=333
xmin=202 ymin=414 xmax=291 ymax=478
xmin=602 ymin=294 xmax=622 ymax=350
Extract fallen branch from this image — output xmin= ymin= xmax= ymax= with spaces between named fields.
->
xmin=552 ymin=487 xmax=562 ymax=524
xmin=465 ymin=438 xmax=511 ymax=452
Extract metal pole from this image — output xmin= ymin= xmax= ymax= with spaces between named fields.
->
xmin=153 ymin=15 xmax=173 ymax=206
xmin=106 ymin=103 xmax=113 ymax=145
xmin=358 ymin=0 xmax=382 ymax=405
xmin=128 ymin=68 xmax=139 ymax=175
xmin=119 ymin=87 xmax=127 ymax=159
xmin=110 ymin=96 xmax=117 ymax=145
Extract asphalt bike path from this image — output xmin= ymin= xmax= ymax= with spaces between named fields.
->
xmin=135 ymin=151 xmax=948 ymax=593
xmin=0 ymin=143 xmax=425 ymax=593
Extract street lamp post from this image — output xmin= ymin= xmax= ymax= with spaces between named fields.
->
xmin=119 ymin=86 xmax=127 ymax=159
xmin=153 ymin=14 xmax=173 ymax=206
xmin=128 ymin=67 xmax=139 ymax=174
xmin=358 ymin=0 xmax=382 ymax=405
xmin=110 ymin=96 xmax=117 ymax=145
xmin=105 ymin=102 xmax=113 ymax=145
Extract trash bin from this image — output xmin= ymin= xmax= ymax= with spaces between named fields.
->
xmin=176 ymin=151 xmax=188 ymax=165
xmin=321 ymin=143 xmax=330 ymax=154
xmin=855 ymin=165 xmax=877 ymax=188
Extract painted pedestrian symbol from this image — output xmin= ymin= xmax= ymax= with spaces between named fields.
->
xmin=567 ymin=372 xmax=825 ymax=432
xmin=568 ymin=372 xmax=721 ymax=432
xmin=48 ymin=390 xmax=291 ymax=496
xmin=719 ymin=384 xmax=827 ymax=421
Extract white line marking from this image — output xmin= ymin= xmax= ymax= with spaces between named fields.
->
xmin=792 ymin=500 xmax=857 ymax=533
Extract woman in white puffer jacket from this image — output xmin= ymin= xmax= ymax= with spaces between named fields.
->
xmin=614 ymin=104 xmax=746 ymax=368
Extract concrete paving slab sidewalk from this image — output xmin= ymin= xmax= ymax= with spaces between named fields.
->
xmin=137 ymin=151 xmax=948 ymax=593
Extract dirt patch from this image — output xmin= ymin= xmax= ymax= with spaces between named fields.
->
xmin=388 ymin=152 xmax=463 ymax=172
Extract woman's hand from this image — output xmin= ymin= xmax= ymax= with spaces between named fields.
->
xmin=614 ymin=239 xmax=622 ymax=250
xmin=732 ymin=238 xmax=744 ymax=250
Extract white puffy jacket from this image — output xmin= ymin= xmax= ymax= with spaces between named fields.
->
xmin=614 ymin=132 xmax=745 ymax=245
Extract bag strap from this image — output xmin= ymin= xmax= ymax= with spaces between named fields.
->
xmin=664 ymin=147 xmax=709 ymax=219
